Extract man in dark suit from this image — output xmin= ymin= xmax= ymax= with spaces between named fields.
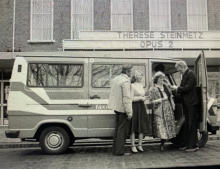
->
xmin=171 ymin=61 xmax=200 ymax=152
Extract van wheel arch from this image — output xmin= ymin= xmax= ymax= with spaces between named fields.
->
xmin=34 ymin=123 xmax=75 ymax=144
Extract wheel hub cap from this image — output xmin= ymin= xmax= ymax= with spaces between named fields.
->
xmin=47 ymin=133 xmax=62 ymax=148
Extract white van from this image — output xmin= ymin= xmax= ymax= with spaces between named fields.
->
xmin=5 ymin=51 xmax=211 ymax=154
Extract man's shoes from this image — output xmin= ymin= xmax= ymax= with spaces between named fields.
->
xmin=185 ymin=147 xmax=199 ymax=152
xmin=113 ymin=152 xmax=131 ymax=156
xmin=113 ymin=153 xmax=124 ymax=156
xmin=160 ymin=145 xmax=164 ymax=152
xmin=179 ymin=146 xmax=187 ymax=151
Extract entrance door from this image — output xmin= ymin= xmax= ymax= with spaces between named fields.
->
xmin=194 ymin=51 xmax=208 ymax=132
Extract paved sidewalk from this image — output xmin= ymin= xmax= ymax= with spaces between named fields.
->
xmin=1 ymin=127 xmax=220 ymax=149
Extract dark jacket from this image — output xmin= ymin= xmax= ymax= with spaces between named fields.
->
xmin=177 ymin=69 xmax=199 ymax=106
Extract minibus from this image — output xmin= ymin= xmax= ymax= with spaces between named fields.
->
xmin=5 ymin=50 xmax=212 ymax=154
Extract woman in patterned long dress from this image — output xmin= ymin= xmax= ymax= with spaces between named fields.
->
xmin=149 ymin=71 xmax=176 ymax=151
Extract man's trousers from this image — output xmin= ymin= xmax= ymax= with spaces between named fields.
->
xmin=183 ymin=104 xmax=199 ymax=149
xmin=112 ymin=111 xmax=129 ymax=155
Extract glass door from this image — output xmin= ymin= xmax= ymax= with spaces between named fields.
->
xmin=0 ymin=81 xmax=10 ymax=126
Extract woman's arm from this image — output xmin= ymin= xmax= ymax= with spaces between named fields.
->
xmin=133 ymin=96 xmax=145 ymax=101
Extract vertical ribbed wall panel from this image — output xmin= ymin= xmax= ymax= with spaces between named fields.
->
xmin=171 ymin=0 xmax=187 ymax=30
xmin=94 ymin=0 xmax=110 ymax=30
xmin=72 ymin=0 xmax=92 ymax=38
xmin=208 ymin=0 xmax=220 ymax=30
xmin=133 ymin=0 xmax=149 ymax=30
xmin=111 ymin=0 xmax=133 ymax=31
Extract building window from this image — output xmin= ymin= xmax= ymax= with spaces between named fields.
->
xmin=94 ymin=0 xmax=111 ymax=30
xmin=71 ymin=0 xmax=93 ymax=39
xmin=187 ymin=0 xmax=208 ymax=31
xmin=111 ymin=0 xmax=133 ymax=31
xmin=149 ymin=0 xmax=171 ymax=31
xmin=30 ymin=0 xmax=54 ymax=41
xmin=28 ymin=64 xmax=83 ymax=87
xmin=171 ymin=0 xmax=187 ymax=30
xmin=133 ymin=0 xmax=149 ymax=30
xmin=208 ymin=0 xmax=220 ymax=30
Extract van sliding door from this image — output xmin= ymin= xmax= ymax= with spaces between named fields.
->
xmin=87 ymin=57 xmax=147 ymax=137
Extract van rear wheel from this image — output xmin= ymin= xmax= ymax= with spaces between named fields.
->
xmin=39 ymin=126 xmax=70 ymax=154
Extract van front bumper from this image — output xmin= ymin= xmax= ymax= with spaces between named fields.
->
xmin=5 ymin=130 xmax=20 ymax=138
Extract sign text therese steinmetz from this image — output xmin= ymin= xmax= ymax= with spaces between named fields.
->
xmin=117 ymin=31 xmax=204 ymax=48
xmin=63 ymin=31 xmax=220 ymax=49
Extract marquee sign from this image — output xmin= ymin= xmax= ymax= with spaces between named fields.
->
xmin=63 ymin=31 xmax=220 ymax=50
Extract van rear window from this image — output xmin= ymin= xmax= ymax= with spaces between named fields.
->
xmin=27 ymin=63 xmax=83 ymax=87
xmin=92 ymin=64 xmax=145 ymax=88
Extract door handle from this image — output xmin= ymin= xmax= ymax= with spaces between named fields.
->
xmin=90 ymin=95 xmax=101 ymax=99
xmin=78 ymin=104 xmax=92 ymax=107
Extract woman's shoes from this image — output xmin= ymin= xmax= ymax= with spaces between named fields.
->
xmin=131 ymin=146 xmax=138 ymax=153
xmin=131 ymin=146 xmax=144 ymax=153
xmin=137 ymin=145 xmax=144 ymax=152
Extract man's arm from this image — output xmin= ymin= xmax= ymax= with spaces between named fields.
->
xmin=178 ymin=71 xmax=196 ymax=94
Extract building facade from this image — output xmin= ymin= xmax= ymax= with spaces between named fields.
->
xmin=0 ymin=0 xmax=220 ymax=126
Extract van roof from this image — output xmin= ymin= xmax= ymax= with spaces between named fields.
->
xmin=16 ymin=51 xmax=182 ymax=61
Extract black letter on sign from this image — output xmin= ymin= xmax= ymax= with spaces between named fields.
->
xmin=199 ymin=32 xmax=203 ymax=39
xmin=169 ymin=41 xmax=174 ymax=48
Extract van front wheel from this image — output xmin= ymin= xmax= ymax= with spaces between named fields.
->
xmin=197 ymin=130 xmax=208 ymax=148
xmin=39 ymin=126 xmax=70 ymax=154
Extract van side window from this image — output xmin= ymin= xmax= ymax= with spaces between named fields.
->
xmin=28 ymin=64 xmax=47 ymax=86
xmin=92 ymin=64 xmax=145 ymax=88
xmin=27 ymin=63 xmax=83 ymax=87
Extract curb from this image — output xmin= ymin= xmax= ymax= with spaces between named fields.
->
xmin=0 ymin=142 xmax=39 ymax=149
xmin=0 ymin=135 xmax=220 ymax=149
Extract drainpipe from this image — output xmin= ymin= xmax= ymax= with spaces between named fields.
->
xmin=12 ymin=0 xmax=16 ymax=52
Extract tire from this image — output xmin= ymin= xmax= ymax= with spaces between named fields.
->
xmin=39 ymin=126 xmax=70 ymax=154
xmin=197 ymin=130 xmax=208 ymax=148
xmin=170 ymin=127 xmax=209 ymax=148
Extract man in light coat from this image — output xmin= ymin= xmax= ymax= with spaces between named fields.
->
xmin=109 ymin=65 xmax=133 ymax=156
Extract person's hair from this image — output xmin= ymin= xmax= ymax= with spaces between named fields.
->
xmin=121 ymin=65 xmax=133 ymax=74
xmin=131 ymin=76 xmax=136 ymax=83
xmin=153 ymin=71 xmax=165 ymax=84
xmin=131 ymin=70 xmax=143 ymax=83
xmin=175 ymin=61 xmax=188 ymax=69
